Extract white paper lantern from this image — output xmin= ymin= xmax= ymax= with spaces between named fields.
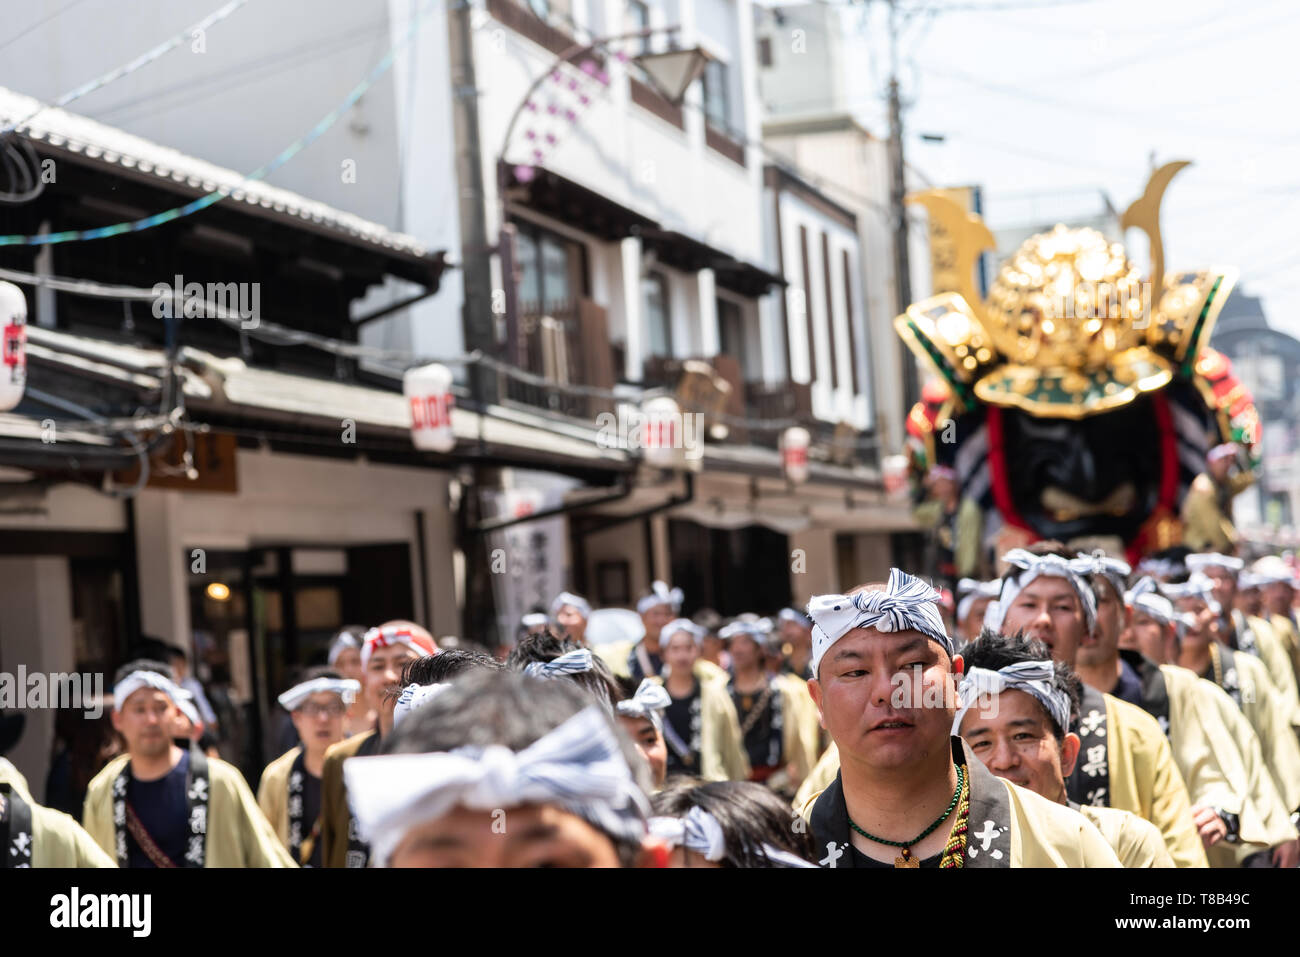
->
xmin=781 ymin=426 xmax=810 ymax=485
xmin=403 ymin=363 xmax=455 ymax=453
xmin=0 ymin=282 xmax=27 ymax=413
xmin=641 ymin=395 xmax=684 ymax=470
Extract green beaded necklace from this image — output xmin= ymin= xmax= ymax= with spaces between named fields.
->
xmin=847 ymin=764 xmax=966 ymax=867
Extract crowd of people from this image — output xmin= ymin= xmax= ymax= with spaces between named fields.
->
xmin=3 ymin=536 xmax=1300 ymax=869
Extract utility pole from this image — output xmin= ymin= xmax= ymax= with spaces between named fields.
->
xmin=886 ymin=0 xmax=919 ymax=410
xmin=448 ymin=0 xmax=498 ymax=404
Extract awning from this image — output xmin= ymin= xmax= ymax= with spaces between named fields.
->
xmin=503 ymin=164 xmax=657 ymax=241
xmin=638 ymin=227 xmax=785 ymax=296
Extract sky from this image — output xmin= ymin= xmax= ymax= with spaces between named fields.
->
xmin=828 ymin=0 xmax=1300 ymax=335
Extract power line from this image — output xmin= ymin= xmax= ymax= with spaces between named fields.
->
xmin=0 ymin=0 xmax=95 ymax=56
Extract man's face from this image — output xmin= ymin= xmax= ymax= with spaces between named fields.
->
xmin=365 ymin=645 xmax=422 ymax=715
xmin=1078 ymin=579 xmax=1123 ymax=668
xmin=1201 ymin=565 xmax=1237 ymax=613
xmin=959 ymin=688 xmax=1078 ymax=805
xmin=1264 ymin=582 xmax=1294 ymax=616
xmin=1000 ymin=575 xmax=1089 ymax=665
xmin=1126 ymin=610 xmax=1172 ymax=663
xmin=619 ymin=715 xmax=667 ymax=789
xmin=291 ymin=692 xmax=348 ymax=754
xmin=1174 ymin=597 xmax=1216 ymax=650
xmin=333 ymin=647 xmax=363 ymax=683
xmin=958 ymin=596 xmax=993 ymax=641
xmin=388 ymin=803 xmax=626 ymax=868
xmin=780 ymin=621 xmax=812 ymax=651
xmin=642 ymin=604 xmax=673 ymax=644
xmin=700 ymin=634 xmax=724 ymax=665
xmin=729 ymin=633 xmax=762 ymax=672
xmin=1236 ymin=587 xmax=1262 ymax=617
xmin=112 ymin=689 xmax=178 ymax=759
xmin=662 ymin=633 xmax=698 ymax=674
xmin=555 ymin=606 xmax=587 ymax=644
xmin=808 ymin=629 xmax=961 ymax=772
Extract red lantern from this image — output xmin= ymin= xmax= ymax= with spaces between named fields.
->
xmin=403 ymin=363 xmax=456 ymax=453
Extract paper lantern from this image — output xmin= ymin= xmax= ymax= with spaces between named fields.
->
xmin=781 ymin=426 xmax=810 ymax=485
xmin=403 ymin=363 xmax=455 ymax=453
xmin=641 ymin=395 xmax=684 ymax=469
xmin=0 ymin=282 xmax=27 ymax=413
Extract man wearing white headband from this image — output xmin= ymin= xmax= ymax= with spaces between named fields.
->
xmin=796 ymin=568 xmax=1119 ymax=867
xmin=257 ymin=667 xmax=360 ymax=867
xmin=1166 ymin=579 xmax=1300 ymax=867
xmin=617 ymin=680 xmax=670 ymax=789
xmin=551 ymin=591 xmax=592 ymax=646
xmin=955 ymin=579 xmax=1001 ymax=643
xmin=652 ymin=619 xmax=748 ymax=782
xmin=327 ymin=626 xmax=369 ymax=736
xmin=83 ymin=660 xmax=293 ymax=868
xmin=721 ymin=617 xmax=818 ymax=797
xmin=1125 ymin=581 xmax=1300 ymax=868
xmin=507 ymin=632 xmax=621 ymax=713
xmin=626 ymin=581 xmax=684 ymax=682
xmin=650 ymin=779 xmax=817 ymax=867
xmin=1188 ymin=553 xmax=1300 ymax=724
xmin=343 ymin=671 xmax=660 ymax=868
xmin=320 ymin=620 xmax=437 ymax=869
xmin=993 ymin=544 xmax=1204 ymax=868
xmin=1181 ymin=442 xmax=1253 ymax=553
xmin=1254 ymin=556 xmax=1300 ymax=688
xmin=955 ymin=632 xmax=1170 ymax=867
xmin=777 ymin=607 xmax=814 ymax=680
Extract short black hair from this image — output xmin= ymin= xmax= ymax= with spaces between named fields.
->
xmin=385 ymin=671 xmax=649 ymax=866
xmin=959 ymin=629 xmax=1080 ymax=741
xmin=113 ymin=659 xmax=174 ymax=687
xmin=401 ymin=649 xmax=502 ymax=686
xmin=506 ymin=631 xmax=621 ymax=710
xmin=650 ymin=779 xmax=816 ymax=868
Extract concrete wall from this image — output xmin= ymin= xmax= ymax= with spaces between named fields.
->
xmin=0 ymin=556 xmax=75 ymax=802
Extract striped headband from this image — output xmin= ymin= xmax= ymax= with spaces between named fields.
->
xmin=956 ymin=579 xmax=1001 ymax=624
xmin=523 ymin=648 xmax=595 ymax=679
xmin=985 ymin=549 xmax=1098 ymax=634
xmin=777 ymin=607 xmax=812 ymax=630
xmin=616 ymin=679 xmax=671 ymax=731
xmin=277 ymin=677 xmax=361 ymax=712
xmin=343 ymin=706 xmax=649 ymax=866
xmin=1070 ymin=550 xmax=1132 ymax=598
xmin=1161 ymin=574 xmax=1222 ymax=616
xmin=649 ymin=806 xmax=817 ymax=868
xmin=807 ymin=568 xmax=953 ymax=679
xmin=360 ymin=624 xmax=438 ymax=668
xmin=953 ymin=661 xmax=1071 ymax=737
xmin=392 ymin=682 xmax=451 ymax=729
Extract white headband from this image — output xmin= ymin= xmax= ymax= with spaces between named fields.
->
xmin=113 ymin=671 xmax=192 ymax=710
xmin=777 ymin=608 xmax=812 ymax=630
xmin=986 ymin=549 xmax=1098 ymax=634
xmin=954 ymin=661 xmax=1071 ymax=737
xmin=616 ymin=679 xmax=671 ymax=731
xmin=1162 ymin=574 xmax=1222 ymax=616
xmin=661 ymin=619 xmax=706 ymax=646
xmin=807 ymin=568 xmax=953 ymax=679
xmin=392 ymin=682 xmax=451 ymax=729
xmin=175 ymin=696 xmax=201 ymax=729
xmin=638 ymin=581 xmax=684 ymax=614
xmin=718 ymin=619 xmax=772 ymax=643
xmin=550 ymin=591 xmax=592 ymax=619
xmin=649 ymin=806 xmax=817 ymax=868
xmin=277 ymin=677 xmax=361 ymax=712
xmin=523 ymin=648 xmax=594 ymax=679
xmin=1185 ymin=553 xmax=1244 ymax=574
xmin=343 ymin=706 xmax=649 ymax=866
xmin=1128 ymin=591 xmax=1177 ymax=626
xmin=327 ymin=631 xmax=361 ymax=666
xmin=1070 ymin=550 xmax=1132 ymax=597
xmin=956 ymin=579 xmax=1001 ymax=624
xmin=1135 ymin=556 xmax=1183 ymax=580
xmin=521 ymin=613 xmax=550 ymax=629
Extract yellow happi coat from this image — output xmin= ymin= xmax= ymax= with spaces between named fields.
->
xmin=1268 ymin=613 xmax=1300 ymax=689
xmin=773 ymin=673 xmax=825 ymax=787
xmin=83 ymin=753 xmax=295 ymax=868
xmin=1232 ymin=612 xmax=1300 ymax=726
xmin=256 ymin=746 xmax=301 ymax=851
xmin=1218 ymin=648 xmax=1300 ymax=813
xmin=0 ymin=760 xmax=115 ymax=868
xmin=1078 ymin=804 xmax=1175 ymax=867
xmin=650 ymin=674 xmax=750 ymax=781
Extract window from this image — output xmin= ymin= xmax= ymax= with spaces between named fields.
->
xmin=701 ymin=59 xmax=730 ymax=132
xmin=643 ymin=271 xmax=672 ymax=357
xmin=822 ymin=231 xmax=838 ymax=390
xmin=513 ymin=220 xmax=586 ymax=315
xmin=627 ymin=0 xmax=650 ymax=55
xmin=717 ymin=297 xmax=747 ymax=376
